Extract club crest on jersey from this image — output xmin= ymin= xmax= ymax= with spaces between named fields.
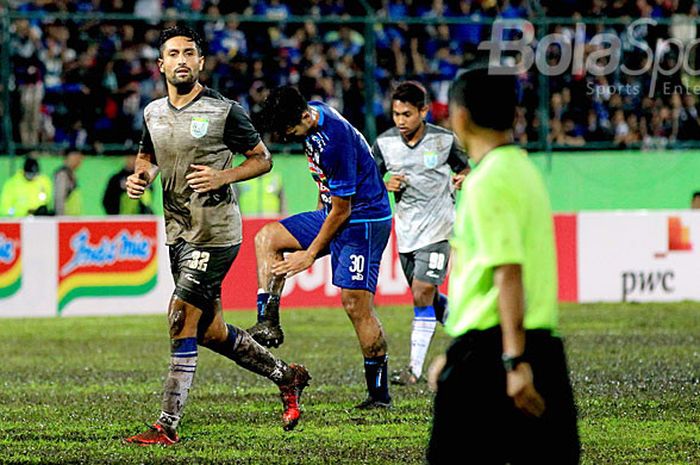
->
xmin=423 ymin=151 xmax=439 ymax=169
xmin=190 ymin=116 xmax=209 ymax=138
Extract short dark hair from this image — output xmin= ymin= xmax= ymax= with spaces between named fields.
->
xmin=258 ymin=86 xmax=309 ymax=138
xmin=693 ymin=191 xmax=700 ymax=199
xmin=449 ymin=66 xmax=517 ymax=131
xmin=392 ymin=81 xmax=428 ymax=109
xmin=158 ymin=25 xmax=205 ymax=57
xmin=23 ymin=157 xmax=39 ymax=175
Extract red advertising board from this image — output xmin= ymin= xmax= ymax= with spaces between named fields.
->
xmin=222 ymin=215 xmax=579 ymax=309
xmin=554 ymin=214 xmax=578 ymax=302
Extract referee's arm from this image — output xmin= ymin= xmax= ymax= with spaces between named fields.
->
xmin=495 ymin=264 xmax=546 ymax=418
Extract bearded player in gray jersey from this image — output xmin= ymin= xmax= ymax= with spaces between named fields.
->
xmin=123 ymin=26 xmax=310 ymax=446
xmin=372 ymin=81 xmax=469 ymax=385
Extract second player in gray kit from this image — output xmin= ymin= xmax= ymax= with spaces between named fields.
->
xmin=372 ymin=81 xmax=469 ymax=385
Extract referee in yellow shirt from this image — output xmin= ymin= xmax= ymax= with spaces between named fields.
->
xmin=427 ymin=66 xmax=580 ymax=464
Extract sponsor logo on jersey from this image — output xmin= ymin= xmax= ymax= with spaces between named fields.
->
xmin=190 ymin=116 xmax=209 ymax=138
xmin=423 ymin=151 xmax=439 ymax=169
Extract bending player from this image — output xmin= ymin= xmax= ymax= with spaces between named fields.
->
xmin=248 ymin=86 xmax=394 ymax=409
xmin=123 ymin=26 xmax=309 ymax=446
xmin=372 ymin=81 xmax=469 ymax=385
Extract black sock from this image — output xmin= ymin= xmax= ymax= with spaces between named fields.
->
xmin=363 ymin=355 xmax=390 ymax=402
xmin=256 ymin=291 xmax=280 ymax=325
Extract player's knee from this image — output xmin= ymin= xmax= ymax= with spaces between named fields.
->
xmin=341 ymin=292 xmax=369 ymax=321
xmin=168 ymin=297 xmax=191 ymax=338
xmin=255 ymin=223 xmax=277 ymax=251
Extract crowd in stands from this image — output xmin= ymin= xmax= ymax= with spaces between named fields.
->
xmin=6 ymin=0 xmax=700 ymax=153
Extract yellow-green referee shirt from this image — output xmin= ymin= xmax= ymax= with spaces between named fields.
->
xmin=445 ymin=145 xmax=558 ymax=337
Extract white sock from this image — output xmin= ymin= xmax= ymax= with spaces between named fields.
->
xmin=158 ymin=338 xmax=198 ymax=432
xmin=410 ymin=306 xmax=437 ymax=378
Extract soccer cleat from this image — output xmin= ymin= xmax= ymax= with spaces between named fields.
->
xmin=247 ymin=320 xmax=285 ymax=348
xmin=279 ymin=363 xmax=311 ymax=431
xmin=124 ymin=423 xmax=179 ymax=446
xmin=390 ymin=366 xmax=420 ymax=386
xmin=354 ymin=396 xmax=392 ymax=410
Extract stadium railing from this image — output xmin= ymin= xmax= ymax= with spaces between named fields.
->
xmin=3 ymin=10 xmax=700 ymax=163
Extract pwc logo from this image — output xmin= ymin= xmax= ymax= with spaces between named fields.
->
xmin=622 ymin=217 xmax=691 ymax=301
xmin=655 ymin=216 xmax=692 ymax=258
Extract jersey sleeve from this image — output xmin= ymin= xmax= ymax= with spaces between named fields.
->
xmin=325 ymin=137 xmax=357 ymax=198
xmin=372 ymin=141 xmax=388 ymax=176
xmin=447 ymin=136 xmax=469 ymax=172
xmin=467 ymin=179 xmax=524 ymax=268
xmin=139 ymin=118 xmax=156 ymax=161
xmin=223 ymin=103 xmax=262 ymax=154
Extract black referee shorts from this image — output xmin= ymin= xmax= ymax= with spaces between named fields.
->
xmin=427 ymin=327 xmax=580 ymax=465
xmin=169 ymin=240 xmax=240 ymax=312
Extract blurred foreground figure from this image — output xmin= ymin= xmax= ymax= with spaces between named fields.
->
xmin=427 ymin=66 xmax=580 ymax=465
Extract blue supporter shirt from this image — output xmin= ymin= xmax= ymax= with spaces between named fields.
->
xmin=304 ymin=101 xmax=392 ymax=223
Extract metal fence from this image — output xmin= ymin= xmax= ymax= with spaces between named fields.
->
xmin=3 ymin=8 xmax=700 ymax=158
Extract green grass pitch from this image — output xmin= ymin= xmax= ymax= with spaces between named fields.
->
xmin=0 ymin=303 xmax=698 ymax=464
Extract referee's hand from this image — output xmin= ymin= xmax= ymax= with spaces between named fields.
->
xmin=507 ymin=362 xmax=546 ymax=417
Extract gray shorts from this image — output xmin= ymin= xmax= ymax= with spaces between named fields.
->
xmin=399 ymin=240 xmax=451 ymax=286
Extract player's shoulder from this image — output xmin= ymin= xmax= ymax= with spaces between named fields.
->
xmin=144 ymin=96 xmax=168 ymax=116
xmin=376 ymin=126 xmax=401 ymax=141
xmin=425 ymin=123 xmax=456 ymax=138
xmin=199 ymin=87 xmax=241 ymax=111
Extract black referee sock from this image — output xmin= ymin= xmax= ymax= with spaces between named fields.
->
xmin=363 ymin=355 xmax=390 ymax=402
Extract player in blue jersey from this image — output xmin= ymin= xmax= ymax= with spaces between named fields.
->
xmin=249 ymin=86 xmax=393 ymax=409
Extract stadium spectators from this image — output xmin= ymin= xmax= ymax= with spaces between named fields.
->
xmin=7 ymin=0 xmax=700 ymax=151
xmin=0 ymin=156 xmax=52 ymax=216
xmin=53 ymin=149 xmax=83 ymax=215
xmin=102 ymin=154 xmax=153 ymax=214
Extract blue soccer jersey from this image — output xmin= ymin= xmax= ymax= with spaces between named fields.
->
xmin=304 ymin=101 xmax=392 ymax=223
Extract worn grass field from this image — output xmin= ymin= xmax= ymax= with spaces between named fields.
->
xmin=0 ymin=302 xmax=698 ymax=464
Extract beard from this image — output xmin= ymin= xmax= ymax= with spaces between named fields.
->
xmin=167 ymin=69 xmax=198 ymax=94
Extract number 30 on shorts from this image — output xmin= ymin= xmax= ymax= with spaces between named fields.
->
xmin=349 ymin=254 xmax=365 ymax=273
xmin=188 ymin=250 xmax=210 ymax=271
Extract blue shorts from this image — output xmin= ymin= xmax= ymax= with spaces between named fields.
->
xmin=280 ymin=210 xmax=392 ymax=293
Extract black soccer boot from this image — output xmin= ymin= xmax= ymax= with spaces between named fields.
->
xmin=247 ymin=294 xmax=285 ymax=348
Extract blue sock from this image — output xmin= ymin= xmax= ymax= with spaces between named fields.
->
xmin=414 ymin=305 xmax=436 ymax=319
xmin=256 ymin=292 xmax=270 ymax=323
xmin=363 ymin=355 xmax=391 ymax=403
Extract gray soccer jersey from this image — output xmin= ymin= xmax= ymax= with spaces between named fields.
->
xmin=140 ymin=87 xmax=261 ymax=247
xmin=372 ymin=124 xmax=468 ymax=253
